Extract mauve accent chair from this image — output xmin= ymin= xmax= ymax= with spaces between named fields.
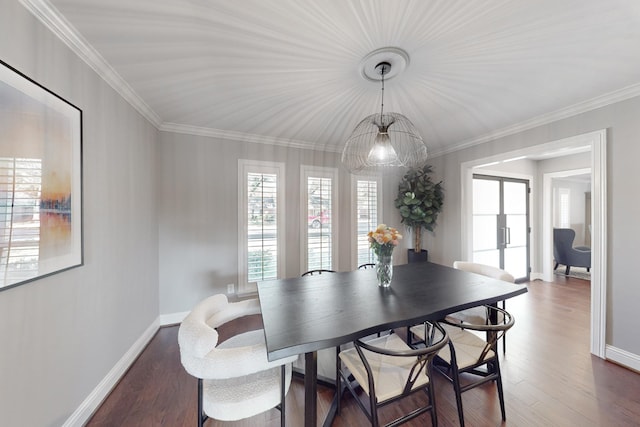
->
xmin=553 ymin=228 xmax=591 ymax=275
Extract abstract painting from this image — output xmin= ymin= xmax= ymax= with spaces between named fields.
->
xmin=0 ymin=60 xmax=82 ymax=291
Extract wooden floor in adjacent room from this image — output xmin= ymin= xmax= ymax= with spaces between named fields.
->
xmin=87 ymin=276 xmax=640 ymax=426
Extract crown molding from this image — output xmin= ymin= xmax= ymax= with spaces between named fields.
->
xmin=431 ymin=82 xmax=640 ymax=158
xmin=159 ymin=122 xmax=342 ymax=153
xmin=20 ymin=0 xmax=162 ymax=127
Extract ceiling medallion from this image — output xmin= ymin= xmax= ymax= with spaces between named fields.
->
xmin=359 ymin=47 xmax=410 ymax=82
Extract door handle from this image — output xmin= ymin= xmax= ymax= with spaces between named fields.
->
xmin=506 ymin=227 xmax=511 ymax=245
xmin=498 ymin=227 xmax=507 ymax=249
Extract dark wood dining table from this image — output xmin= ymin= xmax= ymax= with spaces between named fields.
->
xmin=257 ymin=261 xmax=527 ymax=427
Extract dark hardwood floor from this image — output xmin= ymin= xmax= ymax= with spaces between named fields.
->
xmin=87 ymin=276 xmax=640 ymax=426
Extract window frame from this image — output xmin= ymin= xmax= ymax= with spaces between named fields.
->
xmin=237 ymin=159 xmax=286 ymax=294
xmin=350 ymin=174 xmax=383 ymax=269
xmin=300 ymin=165 xmax=338 ymax=274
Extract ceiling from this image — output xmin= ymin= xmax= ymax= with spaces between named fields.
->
xmin=24 ymin=0 xmax=640 ymax=156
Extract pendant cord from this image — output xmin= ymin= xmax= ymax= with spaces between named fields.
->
xmin=379 ymin=65 xmax=385 ymax=125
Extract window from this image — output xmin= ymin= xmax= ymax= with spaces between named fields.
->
xmin=0 ymin=157 xmax=42 ymax=285
xmin=353 ymin=177 xmax=380 ymax=267
xmin=558 ymin=187 xmax=570 ymax=228
xmin=238 ymin=160 xmax=285 ymax=294
xmin=301 ymin=166 xmax=337 ymax=272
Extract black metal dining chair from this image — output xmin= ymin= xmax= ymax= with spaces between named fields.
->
xmin=449 ymin=261 xmax=516 ymax=353
xmin=301 ymin=269 xmax=336 ymax=276
xmin=337 ymin=322 xmax=449 ymax=427
xmin=411 ymin=306 xmax=514 ymax=427
xmin=358 ymin=263 xmax=375 ymax=270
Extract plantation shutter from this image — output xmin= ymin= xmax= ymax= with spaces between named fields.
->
xmin=306 ymin=176 xmax=332 ymax=271
xmin=356 ymin=180 xmax=378 ymax=265
xmin=247 ymin=172 xmax=278 ymax=282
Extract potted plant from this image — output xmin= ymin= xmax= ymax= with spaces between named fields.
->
xmin=394 ymin=165 xmax=444 ymax=262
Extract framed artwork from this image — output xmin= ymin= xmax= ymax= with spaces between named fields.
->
xmin=0 ymin=60 xmax=83 ymax=292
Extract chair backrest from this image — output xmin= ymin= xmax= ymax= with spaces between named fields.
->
xmin=178 ymin=294 xmax=289 ymax=380
xmin=452 ymin=261 xmax=515 ymax=283
xmin=358 ymin=263 xmax=375 ymax=270
xmin=301 ymin=269 xmax=336 ymax=276
xmin=442 ymin=305 xmax=514 ymax=362
xmin=553 ymin=228 xmax=576 ymax=263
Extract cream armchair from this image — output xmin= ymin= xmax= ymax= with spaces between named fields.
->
xmin=178 ymin=294 xmax=298 ymax=426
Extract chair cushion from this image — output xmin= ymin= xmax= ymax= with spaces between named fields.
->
xmin=437 ymin=323 xmax=495 ymax=369
xmin=203 ymin=364 xmax=291 ymax=421
xmin=339 ymin=334 xmax=430 ymax=402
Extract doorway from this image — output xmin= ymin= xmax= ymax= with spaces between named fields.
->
xmin=472 ymin=174 xmax=530 ymax=282
xmin=461 ymin=129 xmax=607 ymax=358
xmin=543 ymin=168 xmax=592 ymax=280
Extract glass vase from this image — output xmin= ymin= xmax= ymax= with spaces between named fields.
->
xmin=375 ymin=254 xmax=393 ymax=287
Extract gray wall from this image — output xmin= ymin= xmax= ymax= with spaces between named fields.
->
xmin=0 ymin=1 xmax=159 ymax=425
xmin=158 ymin=131 xmax=405 ymax=314
xmin=427 ymin=97 xmax=640 ymax=356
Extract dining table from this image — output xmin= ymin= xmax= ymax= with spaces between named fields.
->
xmin=257 ymin=261 xmax=528 ymax=427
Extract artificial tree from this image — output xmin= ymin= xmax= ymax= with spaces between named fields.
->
xmin=394 ymin=165 xmax=444 ymax=259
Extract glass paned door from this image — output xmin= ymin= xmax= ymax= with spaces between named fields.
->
xmin=503 ymin=181 xmax=528 ymax=278
xmin=472 ymin=175 xmax=530 ymax=281
xmin=472 ymin=179 xmax=500 ymax=267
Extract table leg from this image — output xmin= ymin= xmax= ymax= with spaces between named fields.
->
xmin=304 ymin=351 xmax=317 ymax=427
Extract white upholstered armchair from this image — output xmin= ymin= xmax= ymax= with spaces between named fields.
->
xmin=178 ymin=294 xmax=297 ymax=426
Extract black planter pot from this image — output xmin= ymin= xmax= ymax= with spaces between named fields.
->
xmin=408 ymin=249 xmax=428 ymax=263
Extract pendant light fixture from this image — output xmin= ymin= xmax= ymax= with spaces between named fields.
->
xmin=342 ymin=49 xmax=428 ymax=174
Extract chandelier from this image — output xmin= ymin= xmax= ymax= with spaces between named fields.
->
xmin=341 ymin=50 xmax=428 ymax=174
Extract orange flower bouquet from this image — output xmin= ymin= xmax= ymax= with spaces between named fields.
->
xmin=368 ymin=224 xmax=402 ymax=258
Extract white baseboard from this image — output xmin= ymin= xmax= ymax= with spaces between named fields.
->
xmin=160 ymin=310 xmax=189 ymax=326
xmin=605 ymin=344 xmax=640 ymax=373
xmin=62 ymin=318 xmax=160 ymax=427
xmin=530 ymin=272 xmax=544 ymax=281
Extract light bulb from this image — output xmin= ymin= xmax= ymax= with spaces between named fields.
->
xmin=368 ymin=130 xmax=398 ymax=165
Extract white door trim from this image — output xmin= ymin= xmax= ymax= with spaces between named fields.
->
xmin=542 ymin=167 xmax=591 ymax=283
xmin=461 ymin=128 xmax=607 ymax=358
